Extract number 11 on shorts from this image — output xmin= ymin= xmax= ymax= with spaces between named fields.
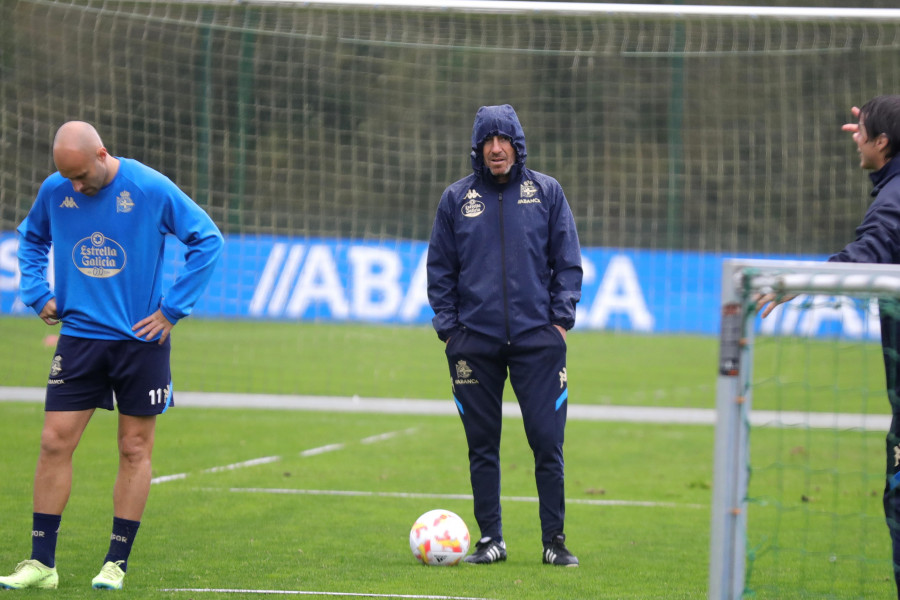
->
xmin=148 ymin=386 xmax=169 ymax=406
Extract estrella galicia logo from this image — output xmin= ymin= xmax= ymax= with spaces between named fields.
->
xmin=72 ymin=232 xmax=126 ymax=278
xmin=461 ymin=197 xmax=485 ymax=218
xmin=462 ymin=189 xmax=485 ymax=217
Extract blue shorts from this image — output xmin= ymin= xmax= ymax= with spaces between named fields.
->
xmin=45 ymin=334 xmax=173 ymax=416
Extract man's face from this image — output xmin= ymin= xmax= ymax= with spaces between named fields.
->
xmin=482 ymin=135 xmax=516 ymax=182
xmin=54 ymin=147 xmax=109 ymax=196
xmin=854 ymin=118 xmax=888 ymax=171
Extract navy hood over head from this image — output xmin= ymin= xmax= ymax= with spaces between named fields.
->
xmin=470 ymin=104 xmax=527 ymax=182
xmin=427 ymin=103 xmax=582 ymax=343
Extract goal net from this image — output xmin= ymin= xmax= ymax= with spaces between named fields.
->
xmin=3 ymin=1 xmax=900 ymax=401
xmin=711 ymin=258 xmax=900 ymax=600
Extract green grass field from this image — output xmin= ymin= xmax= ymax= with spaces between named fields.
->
xmin=0 ymin=401 xmax=717 ymax=599
xmin=0 ymin=316 xmax=887 ymax=412
xmin=0 ymin=316 xmax=722 ymax=406
xmin=0 ymin=316 xmax=895 ymax=598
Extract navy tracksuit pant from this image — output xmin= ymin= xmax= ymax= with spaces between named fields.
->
xmin=880 ymin=305 xmax=900 ymax=599
xmin=444 ymin=324 xmax=569 ymax=543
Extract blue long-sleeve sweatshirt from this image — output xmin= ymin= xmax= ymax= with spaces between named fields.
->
xmin=427 ymin=104 xmax=583 ymax=343
xmin=17 ymin=157 xmax=224 ymax=341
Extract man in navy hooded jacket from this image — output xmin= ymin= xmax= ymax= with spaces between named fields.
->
xmin=427 ymin=104 xmax=583 ymax=566
xmin=759 ymin=95 xmax=900 ymax=597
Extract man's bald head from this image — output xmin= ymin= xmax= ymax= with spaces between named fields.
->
xmin=53 ymin=121 xmax=104 ymax=156
xmin=52 ymin=121 xmax=118 ymax=196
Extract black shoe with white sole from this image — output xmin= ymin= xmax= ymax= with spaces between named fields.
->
xmin=463 ymin=537 xmax=507 ymax=564
xmin=542 ymin=533 xmax=579 ymax=567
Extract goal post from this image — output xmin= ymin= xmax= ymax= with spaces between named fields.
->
xmin=710 ymin=258 xmax=900 ymax=599
xmin=709 ymin=260 xmax=754 ymax=600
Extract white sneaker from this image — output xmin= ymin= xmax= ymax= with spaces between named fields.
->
xmin=0 ymin=559 xmax=59 ymax=589
xmin=91 ymin=560 xmax=126 ymax=590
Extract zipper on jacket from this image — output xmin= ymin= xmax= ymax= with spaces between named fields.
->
xmin=498 ymin=191 xmax=512 ymax=344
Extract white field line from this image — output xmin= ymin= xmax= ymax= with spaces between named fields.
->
xmin=204 ymin=455 xmax=282 ymax=473
xmin=1 ymin=387 xmax=890 ymax=431
xmin=151 ymin=430 xmax=414 ymax=485
xmin=152 ymin=473 xmax=188 ymax=484
xmin=361 ymin=428 xmax=417 ymax=444
xmin=197 ymin=486 xmax=704 ymax=510
xmin=300 ymin=443 xmax=345 ymax=457
xmin=161 ymin=589 xmax=496 ymax=600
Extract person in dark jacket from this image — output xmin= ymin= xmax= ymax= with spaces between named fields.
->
xmin=427 ymin=104 xmax=583 ymax=566
xmin=758 ymin=94 xmax=900 ymax=598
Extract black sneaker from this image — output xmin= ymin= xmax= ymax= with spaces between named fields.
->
xmin=463 ymin=537 xmax=507 ymax=564
xmin=542 ymin=533 xmax=579 ymax=567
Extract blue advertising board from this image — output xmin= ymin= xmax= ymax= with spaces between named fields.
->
xmin=0 ymin=232 xmax=871 ymax=339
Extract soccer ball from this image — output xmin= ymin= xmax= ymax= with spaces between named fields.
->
xmin=409 ymin=509 xmax=470 ymax=566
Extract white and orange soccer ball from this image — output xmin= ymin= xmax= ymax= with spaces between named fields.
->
xmin=409 ymin=509 xmax=470 ymax=566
